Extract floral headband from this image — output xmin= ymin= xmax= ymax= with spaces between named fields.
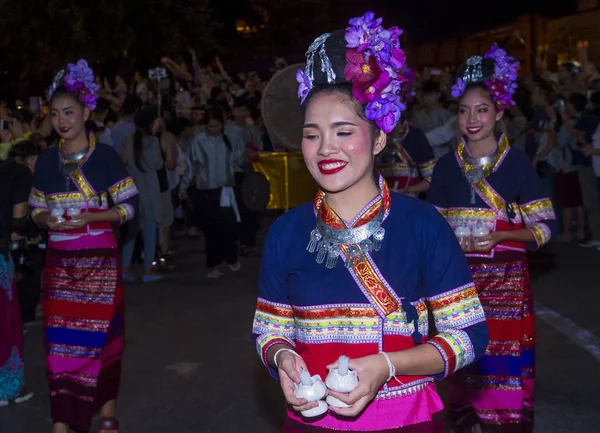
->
xmin=48 ymin=59 xmax=100 ymax=111
xmin=296 ymin=12 xmax=407 ymax=133
xmin=451 ymin=43 xmax=519 ymax=111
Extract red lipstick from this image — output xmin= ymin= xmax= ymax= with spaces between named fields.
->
xmin=318 ymin=159 xmax=348 ymax=175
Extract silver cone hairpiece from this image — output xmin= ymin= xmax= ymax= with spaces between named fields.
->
xmin=48 ymin=70 xmax=66 ymax=100
xmin=462 ymin=56 xmax=483 ymax=84
xmin=305 ymin=33 xmax=337 ymax=86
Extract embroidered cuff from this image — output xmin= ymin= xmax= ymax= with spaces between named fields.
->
xmin=108 ymin=177 xmax=138 ymax=204
xmin=29 ymin=188 xmax=47 ymax=209
xmin=113 ymin=203 xmax=134 ymax=224
xmin=526 ymin=223 xmax=551 ymax=249
xmin=520 ymin=198 xmax=555 ymax=225
xmin=255 ymin=334 xmax=296 ymax=379
xmin=428 ymin=329 xmax=475 ymax=380
xmin=428 ymin=283 xmax=486 ymax=331
xmin=418 ymin=160 xmax=436 ymax=185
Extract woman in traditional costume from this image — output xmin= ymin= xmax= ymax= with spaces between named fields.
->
xmin=0 ymin=141 xmax=39 ymax=407
xmin=377 ymin=68 xmax=436 ymax=198
xmin=252 ymin=12 xmax=489 ymax=432
xmin=29 ymin=60 xmax=138 ymax=433
xmin=428 ymin=46 xmax=558 ymax=433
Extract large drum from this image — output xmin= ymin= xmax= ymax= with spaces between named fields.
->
xmin=241 ymin=64 xmax=318 ymax=211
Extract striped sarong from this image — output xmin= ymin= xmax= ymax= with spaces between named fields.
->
xmin=43 ymin=232 xmax=124 ymax=432
xmin=449 ymin=253 xmax=534 ymax=433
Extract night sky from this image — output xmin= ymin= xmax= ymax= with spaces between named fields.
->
xmin=374 ymin=0 xmax=579 ymax=44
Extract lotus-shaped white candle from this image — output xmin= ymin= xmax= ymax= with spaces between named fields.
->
xmin=294 ymin=370 xmax=328 ymax=418
xmin=51 ymin=207 xmax=65 ymax=223
xmin=67 ymin=207 xmax=81 ymax=217
xmin=325 ymin=355 xmax=358 ymax=394
xmin=454 ymin=223 xmax=471 ymax=240
xmin=472 ymin=221 xmax=490 ymax=245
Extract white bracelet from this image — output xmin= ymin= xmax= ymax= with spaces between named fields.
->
xmin=380 ymin=351 xmax=396 ymax=382
xmin=273 ymin=348 xmax=300 ymax=368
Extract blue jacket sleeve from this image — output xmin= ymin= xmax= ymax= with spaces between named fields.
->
xmin=416 ymin=205 xmax=489 ymax=379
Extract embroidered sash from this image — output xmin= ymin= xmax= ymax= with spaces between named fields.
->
xmin=457 ymin=134 xmax=510 ymax=212
xmin=59 ymin=136 xmax=97 ymax=200
xmin=314 ymin=178 xmax=399 ymax=316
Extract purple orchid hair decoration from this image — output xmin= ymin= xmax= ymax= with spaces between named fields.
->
xmin=451 ymin=43 xmax=519 ymax=111
xmin=48 ymin=59 xmax=100 ymax=111
xmin=295 ymin=11 xmax=408 ymax=133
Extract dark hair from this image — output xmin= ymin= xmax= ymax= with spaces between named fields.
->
xmin=95 ymin=98 xmax=111 ymax=114
xmin=534 ymin=79 xmax=553 ymax=102
xmin=203 ymin=108 xmax=232 ymax=151
xmin=133 ymin=105 xmax=160 ymax=172
xmin=421 ymin=80 xmax=441 ymax=95
xmin=50 ymin=85 xmax=86 ymax=109
xmin=304 ymin=83 xmax=379 ymax=136
xmin=8 ymin=140 xmax=41 ymax=161
xmin=568 ymin=93 xmax=588 ymax=113
xmin=12 ymin=108 xmax=33 ymax=124
xmin=203 ymin=107 xmax=225 ymax=125
xmin=232 ymin=95 xmax=250 ymax=109
xmin=458 ymin=81 xmax=499 ymax=111
xmin=122 ymin=94 xmax=142 ymax=115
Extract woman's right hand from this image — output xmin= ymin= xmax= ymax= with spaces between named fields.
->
xmin=459 ymin=236 xmax=475 ymax=253
xmin=277 ymin=351 xmax=320 ymax=412
xmin=42 ymin=214 xmax=65 ymax=231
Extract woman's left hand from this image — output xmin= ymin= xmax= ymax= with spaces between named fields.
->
xmin=326 ymin=354 xmax=389 ymax=417
xmin=61 ymin=212 xmax=96 ymax=229
xmin=471 ymin=231 xmax=505 ymax=253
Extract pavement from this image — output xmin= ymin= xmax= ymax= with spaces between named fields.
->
xmin=1 ymin=221 xmax=600 ymax=433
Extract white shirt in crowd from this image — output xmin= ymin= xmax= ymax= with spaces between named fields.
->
xmin=180 ymin=130 xmax=244 ymax=192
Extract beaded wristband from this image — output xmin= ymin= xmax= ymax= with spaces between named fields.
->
xmin=380 ymin=351 xmax=396 ymax=382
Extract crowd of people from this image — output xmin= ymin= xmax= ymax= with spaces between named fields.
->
xmin=0 ymin=9 xmax=599 ymax=433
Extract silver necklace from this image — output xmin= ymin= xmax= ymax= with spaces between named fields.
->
xmin=307 ymin=204 xmax=386 ymax=269
xmin=60 ymin=143 xmax=89 ymax=176
xmin=461 ymin=146 xmax=499 ymax=203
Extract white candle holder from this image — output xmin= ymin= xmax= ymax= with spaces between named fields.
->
xmin=51 ymin=207 xmax=65 ymax=223
xmin=326 ymin=395 xmax=351 ymax=408
xmin=67 ymin=207 xmax=81 ymax=217
xmin=472 ymin=221 xmax=490 ymax=246
xmin=294 ymin=373 xmax=328 ymax=418
xmin=454 ymin=223 xmax=471 ymax=240
xmin=325 ymin=367 xmax=358 ymax=394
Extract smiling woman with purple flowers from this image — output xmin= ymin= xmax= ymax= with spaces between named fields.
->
xmin=29 ymin=60 xmax=138 ymax=433
xmin=429 ymin=46 xmax=557 ymax=433
xmin=253 ymin=12 xmax=489 ymax=433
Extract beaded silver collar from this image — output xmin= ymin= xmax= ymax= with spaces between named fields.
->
xmin=307 ymin=204 xmax=386 ymax=269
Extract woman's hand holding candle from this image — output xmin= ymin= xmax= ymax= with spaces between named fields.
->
xmin=326 ymin=354 xmax=389 ymax=417
xmin=275 ymin=350 xmax=320 ymax=412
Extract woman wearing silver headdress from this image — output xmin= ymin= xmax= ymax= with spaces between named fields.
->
xmin=252 ymin=12 xmax=489 ymax=432
xmin=429 ymin=46 xmax=558 ymax=433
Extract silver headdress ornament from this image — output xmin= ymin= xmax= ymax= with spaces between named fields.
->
xmin=48 ymin=70 xmax=66 ymax=100
xmin=304 ymin=33 xmax=337 ymax=89
xmin=462 ymin=56 xmax=483 ymax=84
